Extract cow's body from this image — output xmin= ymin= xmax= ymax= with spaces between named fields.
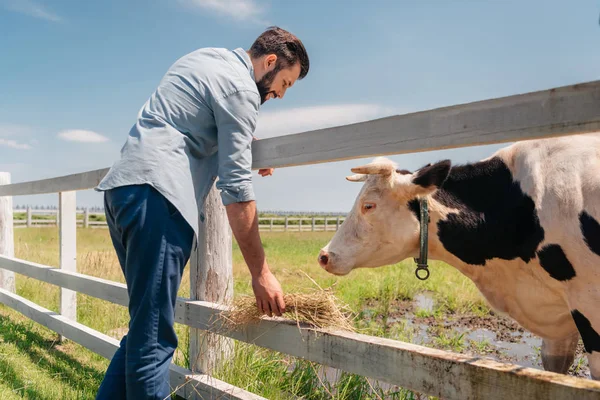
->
xmin=318 ymin=132 xmax=600 ymax=379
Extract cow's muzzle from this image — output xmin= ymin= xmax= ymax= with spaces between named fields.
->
xmin=318 ymin=249 xmax=330 ymax=268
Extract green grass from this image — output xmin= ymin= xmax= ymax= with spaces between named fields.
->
xmin=0 ymin=309 xmax=107 ymax=399
xmin=0 ymin=227 xmax=490 ymax=399
xmin=468 ymin=338 xmax=494 ymax=355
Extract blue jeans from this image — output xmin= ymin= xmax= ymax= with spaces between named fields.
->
xmin=96 ymin=184 xmax=194 ymax=400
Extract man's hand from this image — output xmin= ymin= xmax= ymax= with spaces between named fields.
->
xmin=252 ymin=269 xmax=285 ymax=317
xmin=258 ymin=168 xmax=274 ymax=177
xmin=225 ymin=200 xmax=286 ymax=316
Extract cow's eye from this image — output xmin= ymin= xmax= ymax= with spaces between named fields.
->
xmin=363 ymin=203 xmax=376 ymax=212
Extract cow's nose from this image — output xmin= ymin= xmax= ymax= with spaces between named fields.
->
xmin=318 ymin=251 xmax=329 ymax=267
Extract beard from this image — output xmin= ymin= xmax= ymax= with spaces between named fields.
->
xmin=256 ymin=68 xmax=278 ymax=104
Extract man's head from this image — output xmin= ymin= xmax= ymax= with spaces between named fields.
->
xmin=249 ymin=26 xmax=309 ymax=104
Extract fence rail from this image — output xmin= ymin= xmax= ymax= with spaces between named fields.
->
xmin=2 ymin=254 xmax=599 ymax=400
xmin=1 ymin=80 xmax=600 ymax=399
xmin=1 ymin=80 xmax=599 ymax=198
xmin=11 ymin=209 xmax=347 ymax=231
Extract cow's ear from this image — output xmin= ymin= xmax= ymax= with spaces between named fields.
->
xmin=412 ymin=160 xmax=451 ymax=189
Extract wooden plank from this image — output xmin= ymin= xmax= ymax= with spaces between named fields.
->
xmin=0 ymin=255 xmax=129 ymax=306
xmin=0 ymin=173 xmax=15 ymax=293
xmin=59 ymin=191 xmax=77 ymax=339
xmin=0 ymin=168 xmax=109 ymax=196
xmin=5 ymin=254 xmax=600 ymax=399
xmin=0 ymin=288 xmax=265 ymax=400
xmin=251 ymin=80 xmax=600 ymax=169
xmin=176 ymin=300 xmax=600 ymax=400
xmin=169 ymin=364 xmax=265 ymax=400
xmin=0 ymin=288 xmax=119 ymax=359
xmin=189 ymin=183 xmax=234 ymax=374
xmin=1 ymin=81 xmax=599 ymax=196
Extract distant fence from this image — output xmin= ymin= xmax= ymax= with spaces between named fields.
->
xmin=2 ymin=81 xmax=600 ymax=399
xmin=12 ymin=208 xmax=347 ymax=231
xmin=12 ymin=208 xmax=105 ymax=228
xmin=255 ymin=216 xmax=346 ymax=231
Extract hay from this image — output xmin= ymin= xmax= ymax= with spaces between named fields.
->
xmin=220 ymin=289 xmax=356 ymax=332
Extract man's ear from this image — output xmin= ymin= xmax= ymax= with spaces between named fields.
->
xmin=264 ymin=54 xmax=278 ymax=71
xmin=412 ymin=160 xmax=451 ymax=189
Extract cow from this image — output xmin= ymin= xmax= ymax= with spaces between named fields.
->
xmin=318 ymin=132 xmax=600 ymax=379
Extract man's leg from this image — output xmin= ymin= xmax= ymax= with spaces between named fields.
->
xmin=96 ymin=190 xmax=129 ymax=400
xmin=96 ymin=184 xmax=194 ymax=399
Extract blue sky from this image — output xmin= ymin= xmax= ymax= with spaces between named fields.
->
xmin=1 ymin=0 xmax=599 ymax=212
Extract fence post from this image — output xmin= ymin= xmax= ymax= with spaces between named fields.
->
xmin=284 ymin=216 xmax=288 ymax=232
xmin=59 ymin=191 xmax=77 ymax=341
xmin=312 ymin=217 xmax=315 ymax=232
xmin=26 ymin=206 xmax=32 ymax=227
xmin=299 ymin=218 xmax=302 ymax=232
xmin=0 ymin=173 xmax=15 ymax=293
xmin=84 ymin=207 xmax=89 ymax=228
xmin=189 ymin=182 xmax=233 ymax=374
xmin=324 ymin=217 xmax=328 ymax=232
xmin=270 ymin=218 xmax=273 ymax=232
xmin=336 ymin=216 xmax=341 ymax=230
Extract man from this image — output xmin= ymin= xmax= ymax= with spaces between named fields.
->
xmin=94 ymin=26 xmax=310 ymax=399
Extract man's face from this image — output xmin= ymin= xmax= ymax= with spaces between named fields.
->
xmin=256 ymin=59 xmax=301 ymax=104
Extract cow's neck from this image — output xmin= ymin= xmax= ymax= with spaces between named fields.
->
xmin=419 ymin=156 xmax=545 ymax=277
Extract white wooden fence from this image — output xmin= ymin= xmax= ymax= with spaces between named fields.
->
xmin=1 ymin=80 xmax=600 ymax=399
xmin=11 ymin=208 xmax=346 ymax=231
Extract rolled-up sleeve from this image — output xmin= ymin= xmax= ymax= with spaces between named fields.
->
xmin=212 ymin=89 xmax=260 ymax=206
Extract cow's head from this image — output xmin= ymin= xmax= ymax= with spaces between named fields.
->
xmin=318 ymin=157 xmax=451 ymax=276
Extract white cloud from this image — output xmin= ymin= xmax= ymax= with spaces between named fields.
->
xmin=0 ymin=124 xmax=35 ymax=149
xmin=254 ymin=104 xmax=404 ymax=139
xmin=180 ymin=0 xmax=268 ymax=24
xmin=58 ymin=129 xmax=109 ymax=143
xmin=2 ymin=0 xmax=62 ymax=22
xmin=0 ymin=138 xmax=31 ymax=150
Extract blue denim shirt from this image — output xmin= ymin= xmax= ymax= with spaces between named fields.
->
xmin=96 ymin=47 xmax=261 ymax=237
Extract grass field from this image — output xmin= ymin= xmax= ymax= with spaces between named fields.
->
xmin=0 ymin=227 xmax=560 ymax=399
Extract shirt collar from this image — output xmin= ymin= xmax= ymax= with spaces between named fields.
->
xmin=232 ymin=47 xmax=256 ymax=82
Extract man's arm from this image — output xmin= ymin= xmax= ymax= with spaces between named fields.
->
xmin=225 ymin=200 xmax=285 ymax=317
xmin=212 ymin=89 xmax=285 ymax=317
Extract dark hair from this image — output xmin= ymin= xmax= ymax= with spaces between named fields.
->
xmin=249 ymin=26 xmax=309 ymax=79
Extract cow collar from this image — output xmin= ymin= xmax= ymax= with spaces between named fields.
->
xmin=414 ymin=197 xmax=430 ymax=280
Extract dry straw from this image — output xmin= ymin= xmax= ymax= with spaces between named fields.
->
xmin=220 ymin=288 xmax=356 ymax=332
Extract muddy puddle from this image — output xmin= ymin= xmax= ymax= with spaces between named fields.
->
xmin=366 ymin=291 xmax=590 ymax=379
